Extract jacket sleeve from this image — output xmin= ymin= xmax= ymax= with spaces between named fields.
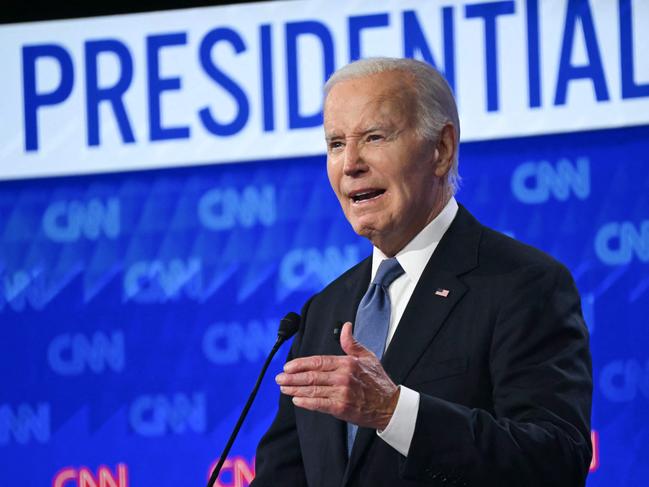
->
xmin=400 ymin=263 xmax=593 ymax=486
xmin=250 ymin=299 xmax=314 ymax=487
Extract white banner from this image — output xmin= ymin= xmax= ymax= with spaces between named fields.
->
xmin=0 ymin=0 xmax=647 ymax=179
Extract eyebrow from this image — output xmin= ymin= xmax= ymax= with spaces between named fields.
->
xmin=325 ymin=125 xmax=390 ymax=143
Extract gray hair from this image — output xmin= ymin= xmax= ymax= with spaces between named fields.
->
xmin=324 ymin=57 xmax=461 ymax=195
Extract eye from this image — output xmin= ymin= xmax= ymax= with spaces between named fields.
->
xmin=366 ymin=133 xmax=384 ymax=142
xmin=328 ymin=140 xmax=344 ymax=151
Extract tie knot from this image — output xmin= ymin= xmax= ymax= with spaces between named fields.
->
xmin=373 ymin=258 xmax=405 ymax=289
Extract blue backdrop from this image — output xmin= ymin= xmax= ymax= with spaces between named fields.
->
xmin=1 ymin=124 xmax=648 ymax=486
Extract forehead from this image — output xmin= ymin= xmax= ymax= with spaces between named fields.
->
xmin=323 ymin=71 xmax=416 ymax=134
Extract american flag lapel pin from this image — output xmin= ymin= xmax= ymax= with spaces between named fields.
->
xmin=435 ymin=288 xmax=450 ymax=298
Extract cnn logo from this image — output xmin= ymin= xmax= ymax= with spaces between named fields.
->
xmin=53 ymin=464 xmax=128 ymax=487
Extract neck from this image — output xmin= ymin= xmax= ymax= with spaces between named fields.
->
xmin=375 ymin=191 xmax=452 ymax=257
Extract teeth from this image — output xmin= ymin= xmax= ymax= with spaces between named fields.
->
xmin=352 ymin=190 xmax=384 ymax=202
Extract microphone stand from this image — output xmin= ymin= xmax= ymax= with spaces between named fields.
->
xmin=206 ymin=312 xmax=300 ymax=487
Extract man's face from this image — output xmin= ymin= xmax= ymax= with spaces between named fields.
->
xmin=324 ymin=71 xmax=442 ymax=256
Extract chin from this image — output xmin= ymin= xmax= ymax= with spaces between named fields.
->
xmin=350 ymin=220 xmax=375 ymax=239
xmin=352 ymin=223 xmax=384 ymax=245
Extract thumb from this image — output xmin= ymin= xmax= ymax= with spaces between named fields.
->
xmin=340 ymin=322 xmax=373 ymax=358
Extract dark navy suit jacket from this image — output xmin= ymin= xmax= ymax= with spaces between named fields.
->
xmin=252 ymin=205 xmax=592 ymax=487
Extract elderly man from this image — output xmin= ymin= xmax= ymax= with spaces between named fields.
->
xmin=251 ymin=58 xmax=592 ymax=487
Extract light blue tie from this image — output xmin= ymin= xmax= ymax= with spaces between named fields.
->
xmin=347 ymin=257 xmax=405 ymax=456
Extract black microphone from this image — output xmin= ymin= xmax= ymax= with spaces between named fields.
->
xmin=278 ymin=312 xmax=301 ymax=341
xmin=207 ymin=312 xmax=301 ymax=487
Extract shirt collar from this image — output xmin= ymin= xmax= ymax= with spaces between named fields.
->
xmin=371 ymin=197 xmax=459 ymax=282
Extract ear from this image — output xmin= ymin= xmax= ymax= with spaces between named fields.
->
xmin=433 ymin=123 xmax=457 ymax=178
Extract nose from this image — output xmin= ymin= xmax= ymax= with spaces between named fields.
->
xmin=343 ymin=142 xmax=367 ymax=177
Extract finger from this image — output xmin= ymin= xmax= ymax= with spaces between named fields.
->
xmin=279 ymin=384 xmax=335 ymax=398
xmin=340 ymin=322 xmax=373 ymax=358
xmin=292 ymin=396 xmax=338 ymax=415
xmin=292 ymin=396 xmax=354 ymax=422
xmin=284 ymin=354 xmax=346 ymax=373
xmin=276 ymin=370 xmax=340 ymax=387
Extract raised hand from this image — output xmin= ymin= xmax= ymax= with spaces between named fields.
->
xmin=276 ymin=322 xmax=399 ymax=430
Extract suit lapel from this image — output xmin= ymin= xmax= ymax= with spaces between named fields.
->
xmin=342 ymin=205 xmax=482 ymax=486
xmin=337 ymin=257 xmax=372 ymax=340
xmin=382 ymin=271 xmax=467 ymax=383
xmin=322 ymin=257 xmax=371 ymax=483
xmin=384 ymin=205 xmax=481 ymax=383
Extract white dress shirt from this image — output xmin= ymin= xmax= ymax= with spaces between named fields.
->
xmin=371 ymin=197 xmax=459 ymax=457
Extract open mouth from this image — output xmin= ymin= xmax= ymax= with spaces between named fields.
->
xmin=351 ymin=189 xmax=385 ymax=203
